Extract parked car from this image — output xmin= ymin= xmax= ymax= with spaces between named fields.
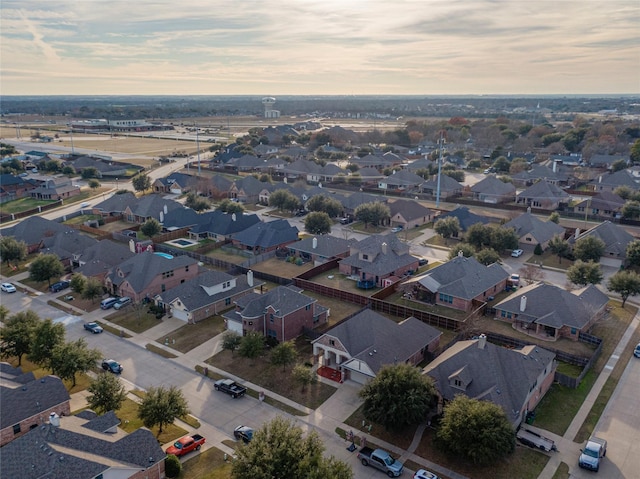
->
xmin=414 ymin=469 xmax=440 ymax=479
xmin=83 ymin=322 xmax=103 ymax=334
xmin=634 ymin=342 xmax=640 ymax=358
xmin=113 ymin=297 xmax=132 ymax=310
xmin=100 ymin=297 xmax=119 ymax=310
xmin=357 ymin=447 xmax=404 ymax=477
xmin=391 ymin=226 xmax=403 ymax=233
xmin=50 ymin=280 xmax=70 ymax=292
xmin=511 ymin=249 xmax=524 ymax=258
xmin=101 ymin=359 xmax=123 ymax=374
xmin=1 ymin=283 xmax=17 ymax=293
xmin=233 ymin=425 xmax=254 ymax=443
xmin=166 ymin=434 xmax=206 ymax=457
xmin=214 ymin=378 xmax=246 ymax=398
xmin=418 ymin=258 xmax=429 ymax=266
xmin=339 ymin=217 xmax=353 ymax=225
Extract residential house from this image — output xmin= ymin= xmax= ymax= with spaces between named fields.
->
xmin=510 ymin=163 xmax=570 ymax=187
xmin=231 ymin=218 xmax=299 ymax=254
xmin=0 ymin=412 xmax=165 ymax=479
xmin=571 ymin=191 xmax=624 ymax=220
xmin=223 ymin=285 xmax=329 ymax=341
xmin=188 ymin=210 xmax=261 ymax=242
xmin=493 ymin=282 xmax=609 ymax=341
xmin=388 ymin=199 xmax=432 ymax=229
xmin=587 ymin=154 xmax=629 ymax=169
xmin=73 ymin=239 xmax=136 ymax=280
xmin=206 ymin=174 xmax=234 ymax=199
xmin=66 ymin=155 xmax=133 ymax=178
xmin=285 ymin=159 xmax=322 ymax=183
xmin=105 ymin=251 xmax=199 ymax=302
xmin=569 ymin=221 xmax=636 ymax=268
xmin=0 ymin=366 xmax=70 ymax=446
xmin=339 ymin=234 xmax=418 ymax=288
xmin=589 ymin=169 xmax=639 ymax=193
xmin=470 ymin=175 xmax=516 ymax=204
xmin=317 ymin=163 xmax=345 ymax=183
xmin=341 ymin=192 xmax=387 ymax=218
xmin=516 ymin=180 xmax=570 ymax=210
xmin=29 ymin=177 xmax=81 ymax=201
xmin=0 ymin=174 xmax=37 ymax=202
xmin=153 ymin=172 xmax=199 ymax=194
xmin=349 ymin=154 xmax=397 ymax=171
xmin=312 ymin=309 xmax=442 ymax=384
xmin=93 ymin=191 xmax=137 ymax=217
xmin=437 ymin=206 xmax=492 ymax=234
xmin=156 ymin=270 xmax=262 ymax=323
xmin=122 ymin=194 xmax=184 ymax=224
xmin=40 ymin=229 xmax=99 ymax=270
xmin=253 ymin=143 xmax=279 ymax=157
xmin=423 ymin=335 xmax=556 ymax=427
xmin=228 ymin=175 xmax=265 ymax=204
xmin=404 ymin=157 xmax=434 ymax=173
xmin=420 ymin=174 xmax=463 ymax=200
xmin=378 ymin=169 xmax=425 ymax=192
xmin=409 ymin=254 xmax=509 ymax=312
xmin=356 ymin=167 xmax=385 ymax=183
xmin=288 ymin=235 xmax=356 ymax=265
xmin=224 ymin=154 xmax=265 ymax=172
xmin=503 ymin=211 xmax=566 ymax=250
xmin=1 ymin=216 xmax=75 ymax=253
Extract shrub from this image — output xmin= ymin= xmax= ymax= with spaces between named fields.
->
xmin=534 ymin=243 xmax=543 ymax=255
xmin=165 ymin=454 xmax=182 ymax=478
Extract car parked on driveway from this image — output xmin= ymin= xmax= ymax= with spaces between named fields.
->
xmin=101 ymin=359 xmax=123 ymax=374
xmin=233 ymin=425 xmax=254 ymax=443
xmin=1 ymin=283 xmax=17 ymax=293
xmin=414 ymin=469 xmax=440 ymax=479
xmin=113 ymin=297 xmax=132 ymax=310
xmin=391 ymin=226 xmax=403 ymax=233
xmin=634 ymin=343 xmax=640 ymax=358
xmin=511 ymin=249 xmax=524 ymax=258
xmin=50 ymin=280 xmax=70 ymax=292
xmin=84 ymin=322 xmax=103 ymax=334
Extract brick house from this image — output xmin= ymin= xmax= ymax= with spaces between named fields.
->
xmin=231 ymin=218 xmax=299 ymax=254
xmin=0 ymin=366 xmax=70 ymax=446
xmin=223 ymin=285 xmax=329 ymax=341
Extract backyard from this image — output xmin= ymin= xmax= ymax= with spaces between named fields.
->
xmin=248 ymin=256 xmax=316 ymax=278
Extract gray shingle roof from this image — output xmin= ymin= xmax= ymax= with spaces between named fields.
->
xmin=232 ymin=219 xmax=299 ymax=248
xmin=188 ymin=210 xmax=261 ymax=236
xmin=1 ymin=216 xmax=74 ymax=247
xmin=573 ymin=220 xmax=635 ymax=257
xmin=438 ymin=206 xmax=491 ymax=231
xmin=316 ymin=309 xmax=441 ymax=375
xmin=288 ymin=235 xmax=355 ymax=258
xmin=470 ymin=175 xmax=516 ymax=196
xmin=81 ymin=410 xmax=120 ymax=433
xmin=1 ymin=375 xmax=70 ymax=429
xmin=41 ymin=229 xmax=98 ymax=261
xmin=234 ymin=285 xmax=316 ymax=318
xmin=517 ymin=180 xmax=570 ymax=200
xmin=424 ymin=338 xmax=555 ymax=425
xmin=416 ymin=255 xmax=509 ymax=300
xmin=503 ymin=212 xmax=565 ymax=245
xmin=389 ymin=199 xmax=432 ymax=222
xmin=108 ymin=251 xmax=198 ymax=292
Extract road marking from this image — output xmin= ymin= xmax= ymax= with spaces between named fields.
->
xmin=611 ymin=354 xmax=619 ymax=360
xmin=604 ymin=364 xmax=614 ymax=370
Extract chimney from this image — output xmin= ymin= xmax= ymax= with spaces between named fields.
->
xmin=381 ymin=242 xmax=387 ymax=255
xmin=553 ymin=160 xmax=557 ymax=173
xmin=599 ymin=175 xmax=602 ymax=183
xmin=478 ymin=334 xmax=487 ymax=349
xmin=575 ymin=227 xmax=580 ymax=239
xmin=159 ymin=211 xmax=164 ymax=223
xmin=312 ymin=237 xmax=318 ymax=249
xmin=164 ymin=204 xmax=168 ymax=214
xmin=520 ymin=295 xmax=527 ymax=312
xmin=247 ymin=270 xmax=254 ymax=287
xmin=49 ymin=413 xmax=60 ymax=427
xmin=232 ymin=213 xmax=237 ymax=222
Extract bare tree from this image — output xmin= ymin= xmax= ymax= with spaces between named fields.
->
xmin=519 ymin=264 xmax=545 ymax=285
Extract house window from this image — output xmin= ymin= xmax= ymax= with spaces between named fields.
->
xmin=571 ymin=327 xmax=577 ymax=334
xmin=270 ymin=313 xmax=274 ymax=323
xmin=185 ymin=265 xmax=189 ymax=272
xmin=13 ymin=424 xmax=20 ymax=434
xmin=500 ymin=310 xmax=512 ymax=319
xmin=267 ymin=329 xmax=277 ymax=338
xmin=225 ymin=298 xmax=231 ymax=305
xmin=362 ymin=254 xmax=368 ymax=260
xmin=162 ymin=270 xmax=174 ymax=279
xmin=305 ymin=304 xmax=311 ymax=311
xmin=438 ymin=293 xmax=453 ymax=304
xmin=329 ymin=339 xmax=335 ymax=346
xmin=161 ymin=284 xmax=166 ymax=292
xmin=454 ymin=379 xmax=462 ymax=387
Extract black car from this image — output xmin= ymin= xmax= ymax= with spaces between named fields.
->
xmin=84 ymin=322 xmax=103 ymax=334
xmin=233 ymin=425 xmax=254 ymax=443
xmin=50 ymin=280 xmax=70 ymax=292
xmin=102 ymin=359 xmax=123 ymax=374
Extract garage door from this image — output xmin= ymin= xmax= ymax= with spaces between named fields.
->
xmin=600 ymin=257 xmax=622 ymax=268
xmin=347 ymin=370 xmax=370 ymax=385
xmin=171 ymin=308 xmax=189 ymax=321
xmin=227 ymin=320 xmax=243 ymax=335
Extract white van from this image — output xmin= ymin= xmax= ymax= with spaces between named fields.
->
xmin=100 ymin=297 xmax=119 ymax=310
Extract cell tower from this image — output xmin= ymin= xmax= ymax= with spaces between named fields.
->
xmin=262 ymin=97 xmax=280 ymax=118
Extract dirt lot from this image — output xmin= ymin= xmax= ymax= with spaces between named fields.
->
xmin=249 ymin=257 xmax=316 ymax=278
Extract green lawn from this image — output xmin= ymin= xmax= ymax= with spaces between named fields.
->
xmin=105 ymin=308 xmax=164 ymax=333
xmin=0 ymin=197 xmax=57 ymax=214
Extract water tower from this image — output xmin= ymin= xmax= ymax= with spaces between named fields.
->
xmin=262 ymin=97 xmax=279 ymax=118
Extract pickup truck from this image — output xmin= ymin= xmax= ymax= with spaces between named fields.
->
xmin=213 ymin=378 xmax=246 ymax=398
xmin=579 ymin=436 xmax=607 ymax=472
xmin=165 ymin=434 xmax=206 ymax=457
xmin=357 ymin=447 xmax=404 ymax=477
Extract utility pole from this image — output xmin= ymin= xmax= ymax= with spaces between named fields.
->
xmin=435 ymin=130 xmax=445 ymax=208
xmin=196 ymin=122 xmax=201 ymax=175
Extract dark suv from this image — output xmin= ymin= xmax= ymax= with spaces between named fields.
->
xmin=50 ymin=280 xmax=70 ymax=293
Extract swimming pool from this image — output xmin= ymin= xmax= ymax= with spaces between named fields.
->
xmin=154 ymin=252 xmax=174 ymax=260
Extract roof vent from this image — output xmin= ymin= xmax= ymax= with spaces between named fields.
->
xmin=369 ymin=352 xmax=373 ymax=356
xmin=373 ymin=349 xmax=377 ymax=353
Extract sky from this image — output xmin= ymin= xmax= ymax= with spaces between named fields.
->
xmin=1 ymin=0 xmax=639 ymax=96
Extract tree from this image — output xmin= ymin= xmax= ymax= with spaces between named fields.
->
xmin=231 ymin=416 xmax=352 ymax=479
xmin=354 ymin=202 xmax=390 ymax=228
xmin=165 ymin=455 xmax=182 ymax=478
xmin=82 ymin=277 xmax=104 ymax=303
xmin=88 ymin=179 xmax=100 ymax=190
xmin=547 ymin=234 xmax=570 ymax=264
xmin=221 ymin=331 xmax=242 ymax=356
xmin=270 ymin=341 xmax=298 ymax=372
xmin=626 ymin=239 xmax=640 ymax=267
xmin=269 ymin=189 xmax=300 ymax=212
xmin=519 ymin=264 xmax=545 ymax=284
xmin=81 ymin=167 xmax=99 ymax=179
xmin=548 ymin=211 xmax=560 ymax=224
xmin=465 ymin=223 xmax=491 ymax=250
xmin=238 ymin=331 xmax=264 ymax=360
xmin=132 ymin=173 xmax=151 ymax=192
xmin=475 ymin=248 xmax=501 ymax=265
xmin=304 ymin=212 xmax=332 ymax=235
xmin=29 ymin=318 xmax=66 ymax=369
xmin=0 ymin=236 xmax=27 ymax=267
xmin=292 ymin=363 xmax=317 ymax=392
xmin=435 ymin=395 xmax=515 ymax=466
xmin=434 ymin=216 xmax=460 ymax=242
xmin=138 ymin=385 xmax=190 ymax=436
xmin=622 ymin=200 xmax=640 ymax=219
xmin=69 ymin=273 xmax=87 ymax=294
xmin=29 ymin=253 xmax=64 ymax=287
xmin=87 ymin=371 xmax=128 ymax=414
xmin=0 ymin=310 xmax=40 ymax=365
xmin=607 ymin=270 xmax=640 ymax=308
xmin=567 ymin=260 xmax=603 ymax=286
xmin=141 ymin=218 xmax=162 ymax=238
xmin=185 ymin=192 xmax=210 ymax=212
xmin=573 ymin=235 xmax=606 ymax=263
xmin=359 ymin=363 xmax=437 ymax=431
xmin=612 ymin=159 xmax=627 ymax=172
xmin=306 ymin=194 xmax=343 ymax=218
xmin=492 ymin=156 xmax=510 ymax=172
xmin=631 ymin=138 xmax=640 ymax=164
xmin=448 ymin=243 xmax=476 ymax=259
xmin=50 ymin=338 xmax=101 ymax=387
